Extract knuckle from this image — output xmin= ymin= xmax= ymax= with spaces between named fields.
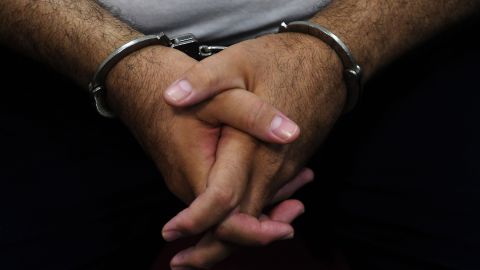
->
xmin=210 ymin=186 xmax=238 ymax=210
xmin=179 ymin=219 xmax=197 ymax=233
xmin=245 ymin=99 xmax=269 ymax=131
xmin=194 ymin=62 xmax=218 ymax=90
xmin=177 ymin=217 xmax=197 ymax=234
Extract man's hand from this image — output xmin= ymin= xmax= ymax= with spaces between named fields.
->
xmin=104 ymin=44 xmax=310 ymax=200
xmin=105 ymin=44 xmax=315 ymax=248
xmin=162 ymin=32 xmax=346 ymax=269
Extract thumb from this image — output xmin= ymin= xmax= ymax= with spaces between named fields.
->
xmin=163 ymin=51 xmax=248 ymax=106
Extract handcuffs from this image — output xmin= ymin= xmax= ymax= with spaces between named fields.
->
xmin=89 ymin=21 xmax=362 ymax=118
xmin=88 ymin=33 xmax=227 ymax=118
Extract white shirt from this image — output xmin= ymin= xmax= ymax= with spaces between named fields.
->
xmin=98 ymin=0 xmax=330 ymax=43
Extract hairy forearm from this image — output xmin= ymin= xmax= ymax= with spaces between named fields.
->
xmin=312 ymin=0 xmax=480 ymax=80
xmin=0 ymin=0 xmax=143 ymax=87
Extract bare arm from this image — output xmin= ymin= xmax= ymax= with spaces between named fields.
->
xmin=0 ymin=0 xmax=152 ymax=87
xmin=311 ymin=0 xmax=480 ymax=80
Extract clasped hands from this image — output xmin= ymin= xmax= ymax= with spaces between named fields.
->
xmin=106 ymin=32 xmax=346 ymax=270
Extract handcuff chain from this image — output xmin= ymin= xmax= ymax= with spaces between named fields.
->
xmin=199 ymin=45 xmax=227 ymax=58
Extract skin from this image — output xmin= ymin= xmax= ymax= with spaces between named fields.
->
xmin=0 ymin=0 xmax=316 ymax=263
xmin=162 ymin=0 xmax=480 ymax=269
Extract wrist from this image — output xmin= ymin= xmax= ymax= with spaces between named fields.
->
xmin=271 ymin=32 xmax=347 ymax=112
xmin=104 ymin=45 xmax=173 ymax=121
xmin=309 ymin=1 xmax=378 ymax=80
xmin=104 ymin=46 xmax=197 ymax=128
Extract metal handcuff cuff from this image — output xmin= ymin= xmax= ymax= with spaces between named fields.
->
xmin=88 ymin=33 xmax=227 ymax=118
xmin=279 ymin=21 xmax=363 ymax=113
xmin=89 ymin=21 xmax=362 ymax=118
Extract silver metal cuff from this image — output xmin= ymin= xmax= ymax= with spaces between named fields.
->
xmin=279 ymin=21 xmax=363 ymax=113
xmin=88 ymin=33 xmax=227 ymax=118
xmin=88 ymin=34 xmax=171 ymax=118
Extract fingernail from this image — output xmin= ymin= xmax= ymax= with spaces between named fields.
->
xmin=281 ymin=232 xmax=295 ymax=240
xmin=162 ymin=230 xmax=183 ymax=242
xmin=165 ymin=79 xmax=193 ymax=102
xmin=270 ymin=115 xmax=299 ymax=141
